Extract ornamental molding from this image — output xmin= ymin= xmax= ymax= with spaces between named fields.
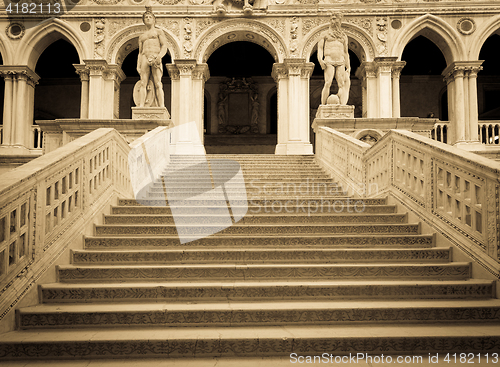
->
xmin=194 ymin=19 xmax=287 ymax=63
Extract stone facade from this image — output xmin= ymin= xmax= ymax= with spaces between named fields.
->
xmin=0 ymin=1 xmax=499 ymax=155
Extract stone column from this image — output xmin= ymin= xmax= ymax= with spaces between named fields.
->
xmin=391 ymin=61 xmax=406 ymax=118
xmin=192 ymin=63 xmax=210 ymax=144
xmin=167 ymin=60 xmax=204 ymax=155
xmin=74 ymin=64 xmax=90 ymax=119
xmin=356 ymin=62 xmax=378 ymax=118
xmin=442 ymin=61 xmax=484 ymax=148
xmin=0 ymin=66 xmax=39 ymax=154
xmin=465 ymin=62 xmax=483 ymax=143
xmin=103 ymin=64 xmax=126 ymax=119
xmin=84 ymin=60 xmax=107 ymax=119
xmin=272 ymin=59 xmax=314 ymax=155
xmin=375 ymin=57 xmax=396 ymax=118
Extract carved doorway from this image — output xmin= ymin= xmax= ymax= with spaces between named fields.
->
xmin=205 ymin=41 xmax=276 ymax=154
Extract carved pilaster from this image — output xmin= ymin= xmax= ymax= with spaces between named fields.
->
xmin=84 ymin=59 xmax=108 ymax=77
xmin=192 ymin=63 xmax=210 ymax=82
xmin=0 ymin=66 xmax=40 ymax=86
xmin=174 ymin=59 xmax=197 ymax=76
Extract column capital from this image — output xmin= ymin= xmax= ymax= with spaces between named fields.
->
xmin=0 ymin=65 xmax=40 ymax=85
xmin=173 ymin=59 xmax=197 ymax=76
xmin=442 ymin=61 xmax=484 ymax=81
xmin=83 ymin=59 xmax=109 ymax=76
xmin=356 ymin=61 xmax=378 ymax=79
xmin=272 ymin=63 xmax=288 ymax=82
xmin=103 ymin=64 xmax=126 ymax=84
xmin=74 ymin=64 xmax=90 ymax=82
xmin=192 ymin=63 xmax=210 ymax=82
xmin=391 ymin=61 xmax=406 ymax=78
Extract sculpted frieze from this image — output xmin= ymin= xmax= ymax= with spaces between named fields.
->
xmin=94 ymin=18 xmax=106 ymax=58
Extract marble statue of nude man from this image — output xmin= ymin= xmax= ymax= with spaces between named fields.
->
xmin=317 ymin=13 xmax=351 ymax=105
xmin=137 ymin=7 xmax=168 ymax=107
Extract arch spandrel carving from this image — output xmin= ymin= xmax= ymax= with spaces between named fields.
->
xmin=107 ymin=24 xmax=181 ymax=65
xmin=194 ymin=19 xmax=287 ymax=63
xmin=301 ymin=22 xmax=376 ymax=63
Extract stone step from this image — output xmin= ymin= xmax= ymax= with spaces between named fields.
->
xmin=17 ymin=300 xmax=500 ymax=329
xmin=1 ymin=324 xmax=499 ymax=359
xmin=145 ymin=192 xmax=349 ymax=199
xmin=146 ymin=188 xmax=346 ymax=195
xmin=94 ymin=223 xmax=420 ymax=236
xmin=149 ymin=181 xmax=340 ymax=188
xmin=118 ymin=197 xmax=387 ymax=207
xmin=111 ymin=204 xmax=398 ymax=215
xmin=39 ymin=279 xmax=495 ymax=303
xmin=71 ymin=247 xmax=450 ymax=265
xmin=103 ymin=213 xmax=408 ymax=225
xmin=84 ymin=234 xmax=435 ymax=249
xmin=56 ymin=262 xmax=471 ymax=283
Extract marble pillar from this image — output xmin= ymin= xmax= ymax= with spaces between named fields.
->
xmin=272 ymin=59 xmax=314 ymax=155
xmin=0 ymin=66 xmax=40 ymax=154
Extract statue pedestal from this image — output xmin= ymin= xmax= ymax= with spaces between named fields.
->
xmin=316 ymin=104 xmax=355 ymax=119
xmin=132 ymin=107 xmax=170 ymax=120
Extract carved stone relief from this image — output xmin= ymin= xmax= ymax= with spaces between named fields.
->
xmin=183 ymin=18 xmax=193 ymax=57
xmin=94 ymin=18 xmax=106 ymax=58
xmin=217 ymin=77 xmax=260 ymax=134
xmin=376 ymin=17 xmax=388 ymax=56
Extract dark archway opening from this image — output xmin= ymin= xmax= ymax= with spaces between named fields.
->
xmin=34 ymin=39 xmax=81 ymax=121
xmin=119 ymin=48 xmax=172 ymax=119
xmin=478 ymin=34 xmax=500 ymax=121
xmin=400 ymin=35 xmax=447 ymax=119
xmin=205 ymin=41 xmax=276 ymax=154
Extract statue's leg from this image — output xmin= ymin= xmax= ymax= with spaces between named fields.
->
xmin=152 ymin=67 xmax=165 ymax=108
xmin=336 ymin=66 xmax=350 ymax=105
xmin=321 ymin=64 xmax=335 ymax=105
xmin=138 ymin=57 xmax=151 ymax=107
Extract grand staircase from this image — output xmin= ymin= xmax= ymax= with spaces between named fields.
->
xmin=1 ymin=154 xmax=499 ymax=361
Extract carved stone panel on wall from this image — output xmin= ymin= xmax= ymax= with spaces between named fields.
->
xmin=217 ymin=77 xmax=260 ymax=134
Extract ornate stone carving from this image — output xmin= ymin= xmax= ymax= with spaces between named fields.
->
xmin=6 ymin=23 xmax=25 ymax=40
xmin=217 ymin=77 xmax=259 ymax=134
xmin=376 ymin=17 xmax=388 ymax=56
xmin=290 ymin=17 xmax=299 ymax=56
xmin=94 ymin=18 xmax=106 ymax=58
xmin=457 ymin=17 xmax=476 ymax=35
xmin=183 ymin=18 xmax=193 ymax=57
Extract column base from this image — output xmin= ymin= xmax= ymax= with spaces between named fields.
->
xmin=132 ymin=107 xmax=170 ymax=120
xmin=275 ymin=142 xmax=313 ymax=155
xmin=316 ymin=104 xmax=355 ymax=119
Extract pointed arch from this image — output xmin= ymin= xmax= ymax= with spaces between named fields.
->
xmin=391 ymin=14 xmax=466 ymax=64
xmin=106 ymin=24 xmax=180 ymax=65
xmin=194 ymin=19 xmax=287 ymax=63
xmin=470 ymin=14 xmax=500 ymax=60
xmin=0 ymin=31 xmax=14 ymax=65
xmin=17 ymin=18 xmax=89 ymax=69
xmin=301 ymin=22 xmax=376 ymax=63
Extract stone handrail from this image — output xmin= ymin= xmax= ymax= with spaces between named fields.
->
xmin=0 ymin=128 xmax=135 ymax=331
xmin=431 ymin=122 xmax=449 ymax=144
xmin=316 ymin=126 xmax=500 ymax=278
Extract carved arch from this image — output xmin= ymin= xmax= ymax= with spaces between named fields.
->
xmin=17 ymin=19 xmax=89 ymax=69
xmin=0 ymin=31 xmax=14 ymax=65
xmin=301 ymin=23 xmax=376 ymax=63
xmin=106 ymin=25 xmax=180 ymax=65
xmin=391 ymin=14 xmax=466 ymax=64
xmin=194 ymin=19 xmax=287 ymax=63
xmin=469 ymin=14 xmax=500 ymax=60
